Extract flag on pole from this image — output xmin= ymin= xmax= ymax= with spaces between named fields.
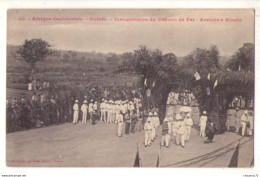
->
xmin=144 ymin=78 xmax=147 ymax=86
xmin=156 ymin=148 xmax=161 ymax=167
xmin=134 ymin=144 xmax=142 ymax=167
xmin=194 ymin=72 xmax=201 ymax=80
xmin=228 ymin=142 xmax=240 ymax=167
xmin=207 ymin=73 xmax=211 ymax=80
xmin=213 ymin=80 xmax=218 ymax=89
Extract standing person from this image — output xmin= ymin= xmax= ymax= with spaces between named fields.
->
xmin=73 ymin=100 xmax=79 ymax=124
xmin=92 ymin=101 xmax=98 ymax=125
xmin=161 ymin=119 xmax=169 ymax=148
xmin=124 ymin=111 xmax=131 ymax=134
xmin=240 ymin=110 xmax=249 ymax=136
xmin=88 ymin=100 xmax=94 ymax=122
xmin=247 ymin=112 xmax=254 ymax=136
xmin=136 ymin=112 xmax=143 ymax=132
xmin=81 ymin=100 xmax=88 ymax=123
xmin=117 ymin=111 xmax=124 ymax=137
xmin=206 ymin=122 xmax=215 ymax=143
xmin=144 ymin=119 xmax=153 ymax=147
xmin=184 ymin=113 xmax=193 ymax=142
xmin=100 ymin=99 xmax=106 ymax=122
xmin=130 ymin=110 xmax=137 ymax=133
xmin=176 ymin=116 xmax=186 ymax=148
xmin=154 ymin=112 xmax=160 ymax=138
xmin=234 ymin=107 xmax=240 ymax=133
xmin=199 ymin=111 xmax=208 ymax=137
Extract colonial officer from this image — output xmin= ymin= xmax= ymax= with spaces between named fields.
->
xmin=73 ymin=100 xmax=79 ymax=124
xmin=81 ymin=100 xmax=88 ymax=123
xmin=184 ymin=113 xmax=193 ymax=141
xmin=144 ymin=119 xmax=153 ymax=147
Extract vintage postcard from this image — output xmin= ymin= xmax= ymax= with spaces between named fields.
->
xmin=6 ymin=9 xmax=254 ymax=168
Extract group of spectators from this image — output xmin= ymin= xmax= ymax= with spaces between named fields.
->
xmin=167 ymin=90 xmax=198 ymax=107
xmin=6 ymin=86 xmax=143 ymax=133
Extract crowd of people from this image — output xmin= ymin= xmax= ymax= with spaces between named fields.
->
xmin=7 ymin=86 xmax=254 ymax=149
xmin=167 ymin=90 xmax=198 ymax=107
xmin=6 ymin=86 xmax=143 ymax=133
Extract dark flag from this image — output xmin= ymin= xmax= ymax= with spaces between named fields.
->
xmin=250 ymin=156 xmax=254 ymax=167
xmin=156 ymin=150 xmax=161 ymax=167
xmin=133 ymin=144 xmax=142 ymax=167
xmin=228 ymin=143 xmax=240 ymax=167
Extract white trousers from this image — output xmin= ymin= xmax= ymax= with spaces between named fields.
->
xmin=200 ymin=125 xmax=206 ymax=137
xmin=145 ymin=132 xmax=152 ymax=146
xmin=241 ymin=122 xmax=247 ymax=136
xmin=73 ymin=111 xmax=79 ymax=124
xmin=118 ymin=122 xmax=124 ymax=136
xmin=101 ymin=111 xmax=106 ymax=122
xmin=176 ymin=134 xmax=185 ymax=146
xmin=185 ymin=126 xmax=192 ymax=141
xmin=82 ymin=111 xmax=87 ymax=123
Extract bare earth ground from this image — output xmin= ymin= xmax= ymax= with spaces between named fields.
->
xmin=6 ymin=122 xmax=253 ymax=167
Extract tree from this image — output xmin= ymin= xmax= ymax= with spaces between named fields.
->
xmin=17 ymin=39 xmax=52 ymax=90
xmin=225 ymin=43 xmax=254 ymax=72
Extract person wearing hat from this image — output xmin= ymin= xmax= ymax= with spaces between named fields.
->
xmin=81 ymin=100 xmax=88 ymax=123
xmin=175 ymin=115 xmax=186 ymax=147
xmin=199 ymin=111 xmax=208 ymax=137
xmin=161 ymin=118 xmax=170 ymax=147
xmin=234 ymin=107 xmax=240 ymax=133
xmin=241 ymin=110 xmax=249 ymax=136
xmin=72 ymin=100 xmax=79 ymax=124
xmin=184 ymin=113 xmax=193 ymax=142
xmin=144 ymin=118 xmax=153 ymax=147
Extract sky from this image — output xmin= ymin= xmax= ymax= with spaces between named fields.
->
xmin=7 ymin=9 xmax=254 ymax=57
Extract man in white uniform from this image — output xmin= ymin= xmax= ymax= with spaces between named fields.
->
xmin=144 ymin=119 xmax=153 ymax=147
xmin=81 ymin=100 xmax=88 ymax=123
xmin=241 ymin=110 xmax=249 ymax=136
xmin=184 ymin=113 xmax=193 ymax=141
xmin=73 ymin=100 xmax=79 ymax=124
xmin=100 ymin=99 xmax=106 ymax=122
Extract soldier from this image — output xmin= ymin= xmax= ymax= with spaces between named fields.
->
xmin=241 ymin=110 xmax=249 ymax=136
xmin=175 ymin=116 xmax=186 ymax=148
xmin=117 ymin=111 xmax=124 ymax=137
xmin=73 ymin=100 xmax=79 ymax=124
xmin=144 ymin=119 xmax=153 ymax=147
xmin=81 ymin=100 xmax=88 ymax=123
xmin=199 ymin=111 xmax=208 ymax=137
xmin=161 ymin=119 xmax=169 ymax=147
xmin=234 ymin=107 xmax=240 ymax=133
xmin=184 ymin=113 xmax=193 ymax=142
xmin=100 ymin=99 xmax=105 ymax=122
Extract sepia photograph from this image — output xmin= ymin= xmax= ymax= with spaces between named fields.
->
xmin=6 ymin=9 xmax=255 ymax=168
